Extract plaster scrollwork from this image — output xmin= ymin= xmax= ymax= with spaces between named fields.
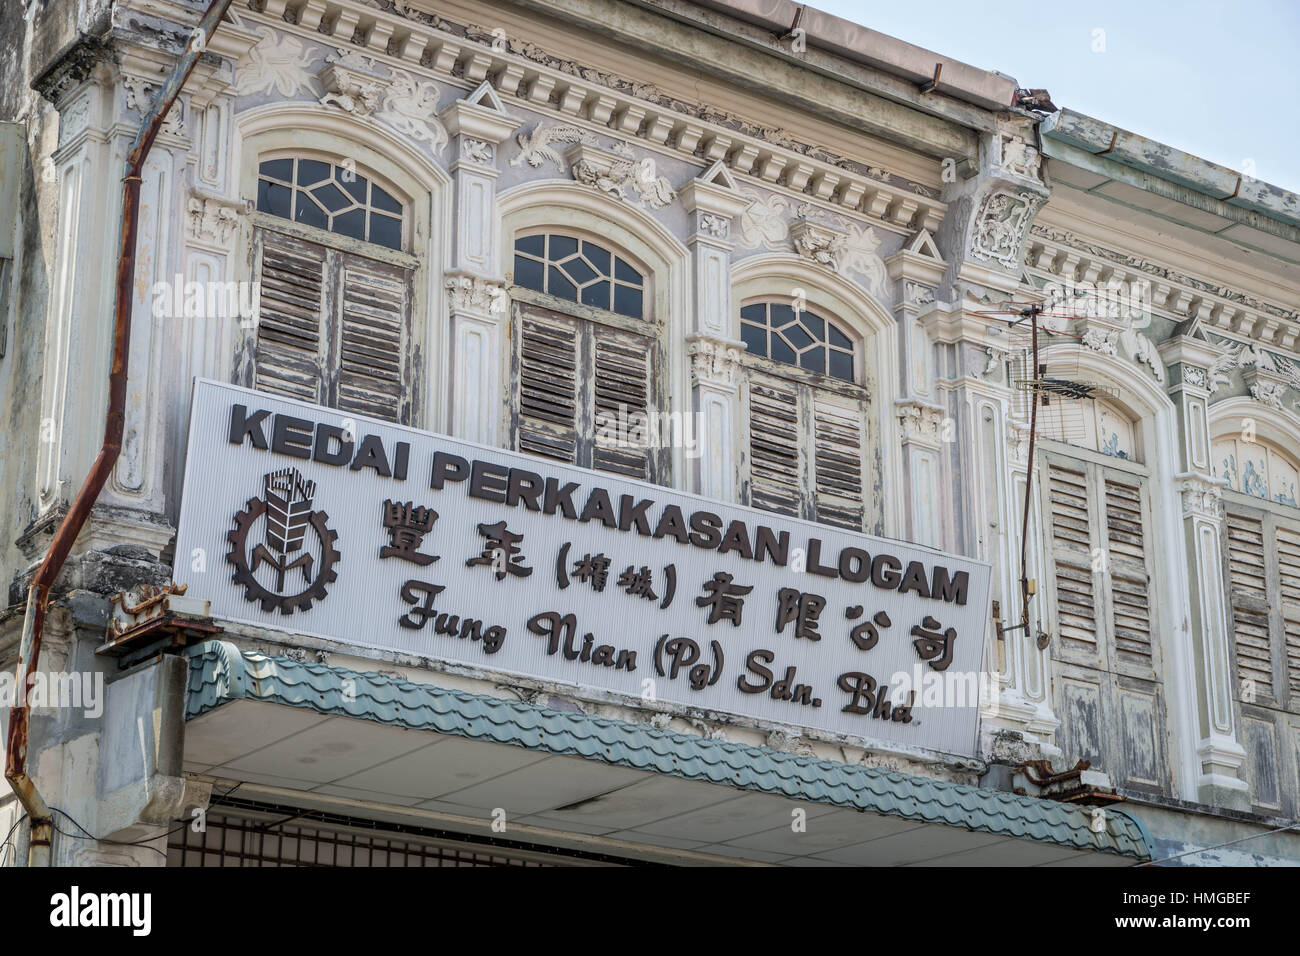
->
xmin=1006 ymin=416 xmax=1032 ymax=465
xmin=999 ymin=136 xmax=1042 ymax=181
xmin=896 ymin=402 xmax=945 ymax=447
xmin=1182 ymin=364 xmax=1209 ymax=389
xmin=1178 ymin=474 xmax=1224 ymax=521
xmin=186 ymin=195 xmax=246 ymax=246
xmin=1081 ymin=327 xmax=1119 ymax=356
xmin=568 ymin=145 xmax=676 ymax=208
xmin=318 ymin=50 xmax=390 ymax=116
xmin=785 ymin=219 xmax=888 ymax=297
xmin=699 ymin=213 xmax=729 ymax=238
xmin=123 ymin=75 xmax=185 ymax=136
xmin=737 ymin=192 xmax=791 ymax=248
xmin=687 ymin=336 xmax=743 ymax=389
xmin=376 ymin=70 xmax=448 ymax=154
xmin=971 ymin=191 xmax=1041 ymax=269
xmin=444 ymin=274 xmax=508 ymax=315
xmin=462 ymin=139 xmax=494 ymax=165
xmin=58 ymin=93 xmax=91 ymax=145
xmin=1120 ymin=329 xmax=1166 ymax=384
xmin=510 ymin=123 xmax=597 ymax=170
xmin=1250 ymin=380 xmax=1287 ymax=410
xmin=905 ymin=282 xmax=935 ymax=306
xmin=235 ymin=26 xmax=317 ymax=98
xmin=790 ymin=219 xmax=841 ymax=269
xmin=978 ymin=347 xmax=1005 ymax=383
xmin=1205 ymin=340 xmax=1288 ymax=394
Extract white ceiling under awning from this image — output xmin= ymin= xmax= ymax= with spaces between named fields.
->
xmin=183 ymin=699 xmax=1135 ymax=867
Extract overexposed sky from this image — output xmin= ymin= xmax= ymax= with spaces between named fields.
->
xmin=813 ymin=0 xmax=1300 ymax=194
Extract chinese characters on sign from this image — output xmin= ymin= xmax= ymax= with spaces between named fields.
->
xmin=178 ymin=381 xmax=992 ymax=756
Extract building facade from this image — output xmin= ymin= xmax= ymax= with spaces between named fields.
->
xmin=1 ymin=0 xmax=1298 ymax=865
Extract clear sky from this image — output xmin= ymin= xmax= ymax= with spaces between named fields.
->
xmin=812 ymin=0 xmax=1300 ymax=194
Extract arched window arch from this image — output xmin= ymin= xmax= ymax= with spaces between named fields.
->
xmin=732 ymin=280 xmax=872 ymax=532
xmin=512 ymin=232 xmax=646 ymax=319
xmin=1213 ymin=434 xmax=1299 ymax=507
xmin=507 ymin=227 xmax=661 ymax=482
xmin=256 ymin=156 xmax=406 ymax=250
xmin=244 ymin=149 xmax=420 ymax=424
xmin=739 ymin=301 xmax=855 ymax=382
xmin=1208 ymin=403 xmax=1300 ymax=760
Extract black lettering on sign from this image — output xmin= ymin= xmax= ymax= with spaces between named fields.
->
xmin=229 ymin=404 xmax=271 ymax=448
xmin=737 ymin=649 xmax=775 ymax=694
xmin=618 ymin=495 xmax=654 ymax=534
xmin=805 ymin=538 xmax=838 ymax=578
xmin=898 ymin=561 xmax=930 ymax=599
xmin=653 ymin=505 xmax=690 ymax=544
xmin=544 ymin=477 xmax=580 ymax=519
xmin=688 ymin=511 xmax=723 ymax=549
xmin=930 ymin=566 xmax=969 ymax=606
xmin=313 ymin=423 xmax=354 ymax=466
xmin=272 ymin=414 xmax=313 ymax=460
xmin=350 ymin=434 xmax=391 ymax=476
xmin=431 ymin=451 xmax=469 ymax=489
xmin=468 ymin=459 xmax=508 ymax=503
xmin=754 ymin=526 xmax=789 ymax=567
xmin=871 ymin=553 xmax=902 ymax=590
xmin=579 ymin=488 xmax=618 ymax=528
xmin=506 ymin=468 xmax=544 ymax=511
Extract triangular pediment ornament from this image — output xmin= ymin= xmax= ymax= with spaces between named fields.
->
xmin=698 ymin=159 xmax=741 ymax=192
xmin=463 ymin=80 xmax=509 ymax=113
xmin=906 ymin=228 xmax=943 ymax=262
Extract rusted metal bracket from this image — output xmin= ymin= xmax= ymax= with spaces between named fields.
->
xmin=98 ymin=583 xmax=220 ymax=657
xmin=1013 ymin=759 xmax=1126 ymax=806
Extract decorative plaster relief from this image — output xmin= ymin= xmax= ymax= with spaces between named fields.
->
xmin=687 ymin=336 xmax=743 ymax=389
xmin=318 ymin=51 xmax=390 ymax=116
xmin=185 ymin=195 xmax=245 ymax=247
xmin=510 ymin=123 xmax=597 ymax=169
xmin=971 ymin=191 xmax=1040 ymax=269
xmin=235 ymin=26 xmax=317 ymax=97
xmin=444 ymin=274 xmax=507 ymax=315
xmin=376 ymin=70 xmax=448 ymax=153
xmin=567 ymin=144 xmax=676 ymax=208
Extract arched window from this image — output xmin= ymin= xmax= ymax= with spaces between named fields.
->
xmin=1038 ymin=393 xmax=1167 ymax=793
xmin=247 ymin=154 xmax=417 ymax=423
xmin=739 ymin=302 xmax=854 ymax=381
xmin=1211 ymin=431 xmax=1300 ymax=773
xmin=257 ymin=157 xmax=405 ymax=249
xmin=512 ymin=233 xmax=645 ymax=319
xmin=736 ymin=296 xmax=866 ymax=531
xmin=508 ymin=231 xmax=660 ymax=482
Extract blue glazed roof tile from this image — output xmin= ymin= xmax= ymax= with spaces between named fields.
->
xmin=184 ymin=641 xmax=1151 ymax=861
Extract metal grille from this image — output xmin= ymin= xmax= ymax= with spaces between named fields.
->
xmin=168 ymin=812 xmax=558 ymax=867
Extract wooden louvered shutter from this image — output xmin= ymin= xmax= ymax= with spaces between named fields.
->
xmin=515 ymin=306 xmax=580 ymax=464
xmin=592 ymin=323 xmax=653 ymax=479
xmin=748 ymin=376 xmax=801 ymax=517
xmin=812 ymin=394 xmax=865 ymax=529
xmin=1227 ymin=512 xmax=1274 ymax=702
xmin=1104 ymin=476 xmax=1155 ymax=676
xmin=1279 ymin=525 xmax=1300 ymax=705
xmin=254 ymin=231 xmax=327 ymax=403
xmin=1047 ymin=461 xmax=1101 ymax=657
xmin=336 ymin=255 xmax=409 ymax=423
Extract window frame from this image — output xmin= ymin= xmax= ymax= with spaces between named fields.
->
xmin=505 ymin=229 xmax=667 ymax=484
xmin=734 ymin=297 xmax=871 ymax=530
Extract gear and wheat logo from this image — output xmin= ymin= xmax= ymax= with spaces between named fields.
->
xmin=227 ymin=468 xmax=340 ymax=613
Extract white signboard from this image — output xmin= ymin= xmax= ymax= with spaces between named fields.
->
xmin=175 ymin=380 xmax=992 ymax=756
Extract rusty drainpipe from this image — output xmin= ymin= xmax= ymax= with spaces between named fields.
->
xmin=5 ymin=0 xmax=234 ymax=867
